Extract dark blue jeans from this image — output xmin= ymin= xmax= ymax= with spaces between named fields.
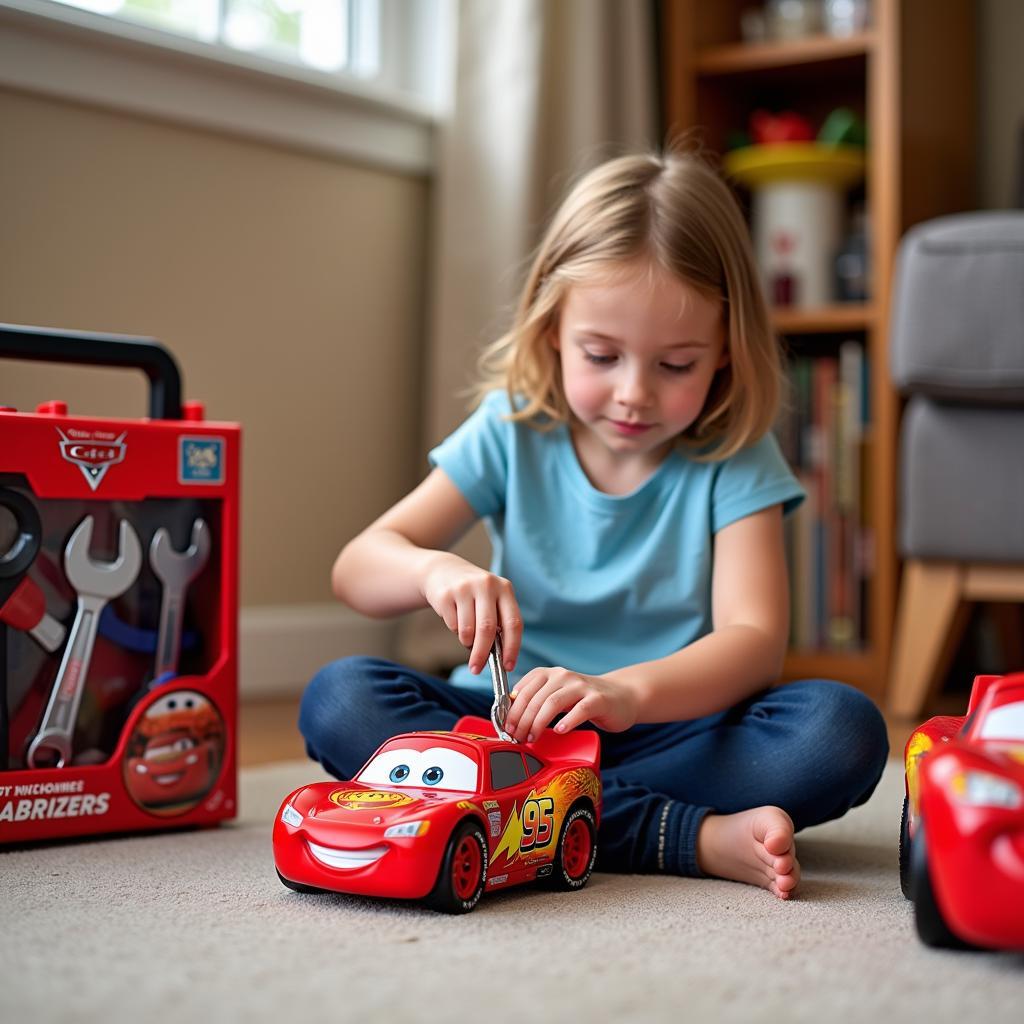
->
xmin=298 ymin=657 xmax=889 ymax=877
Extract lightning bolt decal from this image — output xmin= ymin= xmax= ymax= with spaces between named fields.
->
xmin=492 ymin=801 xmax=526 ymax=865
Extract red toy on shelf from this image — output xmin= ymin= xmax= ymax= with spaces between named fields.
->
xmin=901 ymin=671 xmax=1024 ymax=950
xmin=273 ymin=715 xmax=601 ymax=914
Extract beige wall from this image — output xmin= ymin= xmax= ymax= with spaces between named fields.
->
xmin=0 ymin=88 xmax=428 ymax=608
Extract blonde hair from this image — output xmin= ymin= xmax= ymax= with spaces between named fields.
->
xmin=473 ymin=148 xmax=781 ymax=460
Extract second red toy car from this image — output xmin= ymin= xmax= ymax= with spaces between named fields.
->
xmin=273 ymin=715 xmax=601 ymax=913
xmin=901 ymin=671 xmax=1024 ymax=950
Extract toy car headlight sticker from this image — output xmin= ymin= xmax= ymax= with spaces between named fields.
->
xmin=357 ymin=747 xmax=478 ymax=791
xmin=282 ymin=803 xmax=303 ymax=827
xmin=950 ymin=770 xmax=1023 ymax=810
xmin=383 ymin=820 xmax=430 ymax=838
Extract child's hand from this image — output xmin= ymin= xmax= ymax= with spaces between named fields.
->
xmin=504 ymin=668 xmax=638 ymax=742
xmin=421 ymin=553 xmax=522 ymax=674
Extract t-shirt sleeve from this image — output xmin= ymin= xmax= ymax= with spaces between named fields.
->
xmin=427 ymin=390 xmax=510 ymax=518
xmin=710 ymin=432 xmax=806 ymax=534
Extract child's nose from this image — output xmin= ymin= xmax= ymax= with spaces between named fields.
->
xmin=615 ymin=369 xmax=653 ymax=408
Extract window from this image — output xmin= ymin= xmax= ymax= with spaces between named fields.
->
xmin=0 ymin=0 xmax=449 ymax=172
xmin=489 ymin=751 xmax=528 ymax=791
xmin=48 ymin=0 xmax=381 ymax=78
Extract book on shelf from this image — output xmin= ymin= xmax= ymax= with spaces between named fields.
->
xmin=777 ymin=341 xmax=870 ymax=653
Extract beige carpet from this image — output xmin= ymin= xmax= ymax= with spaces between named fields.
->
xmin=3 ymin=758 xmax=1022 ymax=1023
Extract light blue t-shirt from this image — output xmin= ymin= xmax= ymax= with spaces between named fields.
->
xmin=429 ymin=390 xmax=805 ymax=689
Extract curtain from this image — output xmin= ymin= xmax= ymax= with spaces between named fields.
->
xmin=400 ymin=0 xmax=659 ymax=671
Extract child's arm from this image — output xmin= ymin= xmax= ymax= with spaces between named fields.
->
xmin=332 ymin=467 xmax=522 ymax=674
xmin=504 ymin=505 xmax=787 ymax=740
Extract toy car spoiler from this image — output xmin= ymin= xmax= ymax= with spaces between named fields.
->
xmin=967 ymin=674 xmax=1004 ymax=715
xmin=453 ymin=715 xmax=600 ymax=767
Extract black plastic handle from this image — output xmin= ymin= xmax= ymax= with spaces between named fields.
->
xmin=0 ymin=323 xmax=183 ymax=420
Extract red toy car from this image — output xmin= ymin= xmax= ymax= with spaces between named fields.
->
xmin=273 ymin=716 xmax=601 ymax=913
xmin=900 ymin=671 xmax=1024 ymax=949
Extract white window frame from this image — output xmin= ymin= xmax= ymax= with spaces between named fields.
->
xmin=0 ymin=0 xmax=453 ymax=174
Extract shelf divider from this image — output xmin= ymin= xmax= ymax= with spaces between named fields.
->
xmin=772 ymin=304 xmax=876 ymax=334
xmin=696 ymin=32 xmax=876 ymax=75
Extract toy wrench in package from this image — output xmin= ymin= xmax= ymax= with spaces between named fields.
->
xmin=0 ymin=324 xmax=240 ymax=843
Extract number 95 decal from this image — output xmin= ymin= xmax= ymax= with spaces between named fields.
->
xmin=521 ymin=796 xmax=554 ymax=851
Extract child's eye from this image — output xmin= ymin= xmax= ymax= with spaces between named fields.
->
xmin=662 ymin=362 xmax=696 ymax=375
xmin=583 ymin=352 xmax=616 ymax=366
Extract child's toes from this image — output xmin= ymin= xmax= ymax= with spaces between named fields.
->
xmin=771 ymin=852 xmax=795 ymax=876
xmin=762 ymin=825 xmax=794 ymax=857
xmin=775 ymin=863 xmax=801 ymax=893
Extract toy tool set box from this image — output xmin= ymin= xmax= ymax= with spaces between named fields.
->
xmin=0 ymin=324 xmax=240 ymax=843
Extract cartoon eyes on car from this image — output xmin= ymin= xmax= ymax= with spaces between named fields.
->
xmin=357 ymin=747 xmax=479 ymax=792
xmin=388 ymin=764 xmax=445 ymax=785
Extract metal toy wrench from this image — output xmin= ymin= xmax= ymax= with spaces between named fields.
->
xmin=149 ymin=519 xmax=210 ymax=679
xmin=488 ymin=633 xmax=515 ymax=743
xmin=27 ymin=517 xmax=142 ymax=768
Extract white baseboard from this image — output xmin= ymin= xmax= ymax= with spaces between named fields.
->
xmin=239 ymin=603 xmax=399 ymax=700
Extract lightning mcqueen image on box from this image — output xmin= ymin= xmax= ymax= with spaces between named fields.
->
xmin=900 ymin=671 xmax=1024 ymax=950
xmin=273 ymin=715 xmax=601 ymax=913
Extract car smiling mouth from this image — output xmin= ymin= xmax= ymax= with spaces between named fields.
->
xmin=154 ymin=772 xmax=186 ymax=786
xmin=306 ymin=840 xmax=389 ymax=870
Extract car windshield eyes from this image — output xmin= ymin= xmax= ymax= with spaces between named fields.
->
xmin=387 ymin=764 xmax=444 ymax=785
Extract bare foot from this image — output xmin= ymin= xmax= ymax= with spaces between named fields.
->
xmin=695 ymin=806 xmax=800 ymax=900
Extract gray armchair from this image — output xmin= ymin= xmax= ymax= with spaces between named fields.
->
xmin=888 ymin=212 xmax=1024 ymax=717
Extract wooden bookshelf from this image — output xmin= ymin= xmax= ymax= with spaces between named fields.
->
xmin=772 ymin=304 xmax=876 ymax=334
xmin=661 ymin=0 xmax=976 ymax=701
xmin=695 ymin=32 xmax=876 ymax=74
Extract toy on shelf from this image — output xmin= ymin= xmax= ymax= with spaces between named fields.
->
xmin=273 ymin=637 xmax=602 ymax=913
xmin=750 ymin=110 xmax=815 ymax=145
xmin=900 ymin=671 xmax=1024 ymax=950
xmin=724 ymin=108 xmax=867 ymax=307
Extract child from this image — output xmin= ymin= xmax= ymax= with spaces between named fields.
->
xmin=300 ymin=149 xmax=889 ymax=899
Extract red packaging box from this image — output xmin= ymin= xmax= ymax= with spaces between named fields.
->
xmin=0 ymin=325 xmax=240 ymax=843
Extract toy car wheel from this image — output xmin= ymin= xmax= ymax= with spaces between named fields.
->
xmin=276 ymin=869 xmax=326 ymax=895
xmin=910 ymin=822 xmax=976 ymax=950
xmin=541 ymin=803 xmax=597 ymax=892
xmin=898 ymin=796 xmax=912 ymax=899
xmin=425 ymin=820 xmax=488 ymax=914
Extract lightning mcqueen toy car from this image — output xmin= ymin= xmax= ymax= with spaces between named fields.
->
xmin=273 ymin=716 xmax=601 ymax=913
xmin=900 ymin=671 xmax=1024 ymax=950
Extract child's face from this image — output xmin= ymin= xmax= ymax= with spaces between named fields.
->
xmin=553 ymin=260 xmax=727 ymax=470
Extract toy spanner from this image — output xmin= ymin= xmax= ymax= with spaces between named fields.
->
xmin=27 ymin=517 xmax=142 ymax=768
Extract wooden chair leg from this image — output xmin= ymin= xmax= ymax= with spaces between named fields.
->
xmin=888 ymin=561 xmax=968 ymax=719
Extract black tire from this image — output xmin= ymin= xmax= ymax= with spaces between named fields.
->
xmin=540 ymin=803 xmax=597 ymax=892
xmin=276 ymin=869 xmax=326 ymax=895
xmin=899 ymin=796 xmax=912 ymax=899
xmin=910 ymin=822 xmax=977 ymax=950
xmin=424 ymin=820 xmax=488 ymax=914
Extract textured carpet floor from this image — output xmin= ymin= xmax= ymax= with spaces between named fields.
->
xmin=3 ymin=758 xmax=1022 ymax=1023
